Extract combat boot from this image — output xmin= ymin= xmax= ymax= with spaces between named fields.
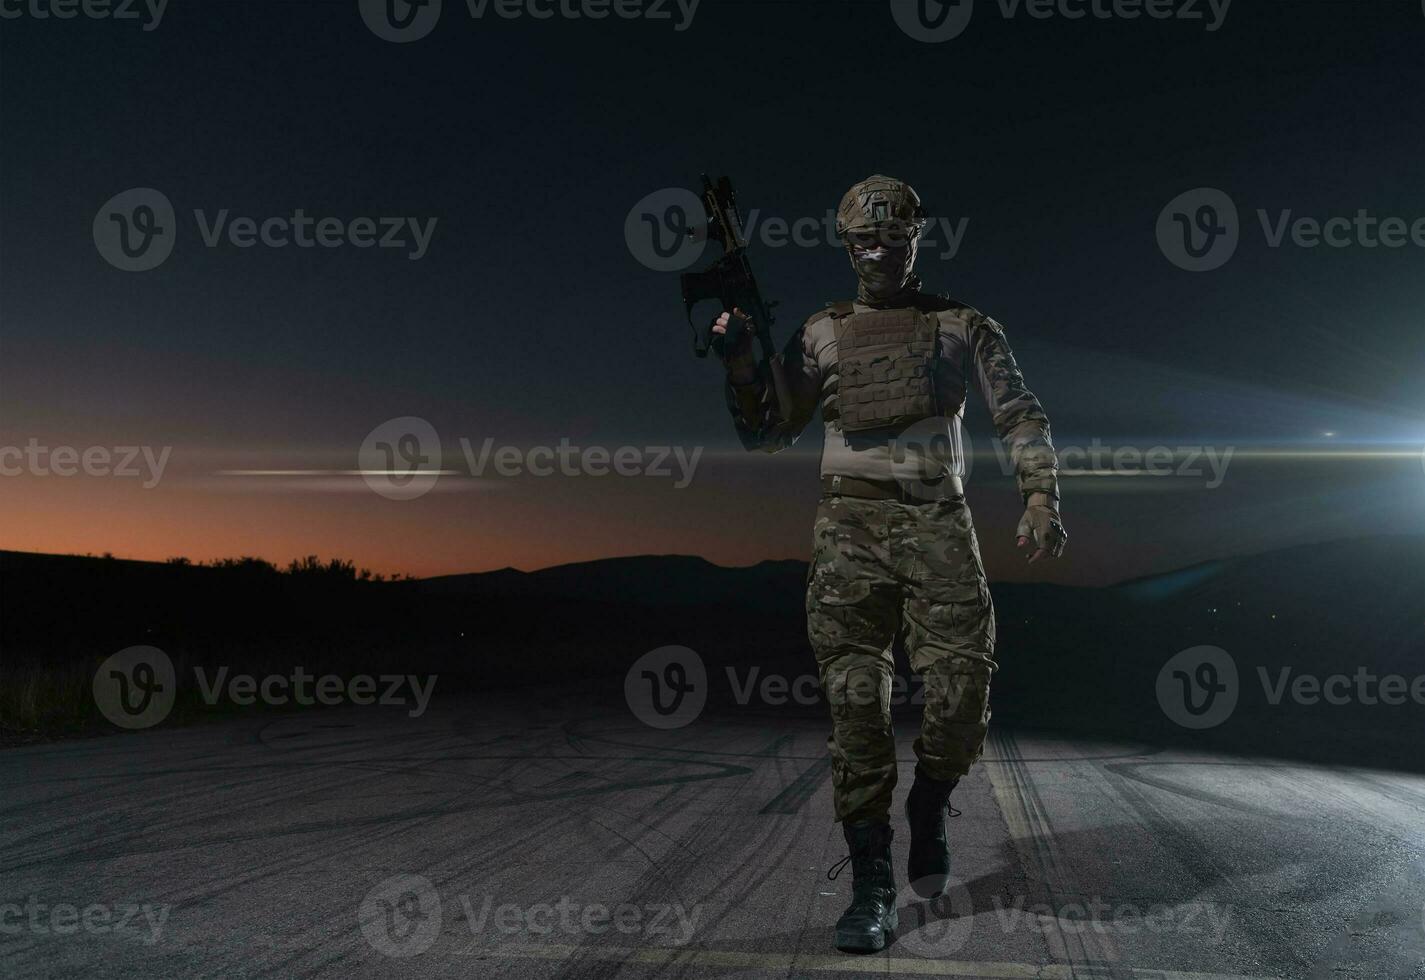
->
xmin=828 ymin=820 xmax=897 ymax=953
xmin=904 ymin=766 xmax=959 ymax=898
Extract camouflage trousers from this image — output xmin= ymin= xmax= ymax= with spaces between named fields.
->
xmin=807 ymin=493 xmax=997 ymax=824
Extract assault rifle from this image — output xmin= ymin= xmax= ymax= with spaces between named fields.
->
xmin=679 ymin=174 xmax=790 ymax=415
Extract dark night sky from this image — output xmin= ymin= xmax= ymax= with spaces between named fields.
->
xmin=2 ymin=0 xmax=1423 ymax=583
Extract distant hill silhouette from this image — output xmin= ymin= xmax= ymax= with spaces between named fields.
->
xmin=2 ymin=538 xmax=1422 ymax=767
xmin=0 ymin=550 xmax=810 ymax=719
xmin=420 ymin=554 xmax=805 ymax=613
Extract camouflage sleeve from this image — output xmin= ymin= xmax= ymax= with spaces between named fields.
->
xmin=724 ymin=317 xmax=822 ymax=453
xmin=967 ymin=313 xmax=1060 ymax=500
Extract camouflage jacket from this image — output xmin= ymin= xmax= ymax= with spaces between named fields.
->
xmin=725 ymin=292 xmax=1059 ymax=500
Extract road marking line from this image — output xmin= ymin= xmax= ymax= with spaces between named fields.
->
xmin=987 ymin=729 xmax=1122 ymax=968
xmin=469 ymin=942 xmax=1278 ymax=979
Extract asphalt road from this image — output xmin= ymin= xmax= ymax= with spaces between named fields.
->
xmin=3 ymin=694 xmax=1424 ymax=979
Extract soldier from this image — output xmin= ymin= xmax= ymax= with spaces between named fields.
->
xmin=713 ymin=175 xmax=1066 ymax=954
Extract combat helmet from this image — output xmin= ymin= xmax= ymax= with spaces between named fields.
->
xmin=835 ymin=175 xmax=927 ymax=245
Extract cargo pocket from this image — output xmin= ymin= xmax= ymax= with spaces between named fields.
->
xmin=808 ymin=574 xmax=886 ymax=662
xmin=805 ymin=542 xmax=872 ymax=611
xmin=827 ymin=662 xmax=890 ymax=722
xmin=928 ymin=580 xmax=986 ymax=638
xmin=952 ymin=580 xmax=994 ymax=644
xmin=806 ymin=570 xmax=872 ymax=625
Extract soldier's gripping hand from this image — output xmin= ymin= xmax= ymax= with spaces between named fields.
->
xmin=712 ymin=308 xmax=757 ymax=384
xmin=1016 ymin=492 xmax=1067 ymax=563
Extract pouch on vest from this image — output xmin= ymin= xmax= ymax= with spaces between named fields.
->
xmin=834 ymin=306 xmax=939 ymax=432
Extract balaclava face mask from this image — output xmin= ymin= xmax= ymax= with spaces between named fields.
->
xmin=848 ymin=236 xmax=921 ymax=304
xmin=835 ymin=174 xmax=927 ymax=306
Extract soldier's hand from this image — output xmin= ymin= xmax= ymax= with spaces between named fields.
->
xmin=712 ymin=308 xmax=756 ymax=383
xmin=1016 ymin=493 xmax=1067 ymax=563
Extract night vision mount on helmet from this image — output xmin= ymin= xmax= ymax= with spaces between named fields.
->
xmin=835 ymin=175 xmax=928 ymax=243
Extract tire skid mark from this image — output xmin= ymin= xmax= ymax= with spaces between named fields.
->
xmin=986 ymin=729 xmax=1124 ymax=971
